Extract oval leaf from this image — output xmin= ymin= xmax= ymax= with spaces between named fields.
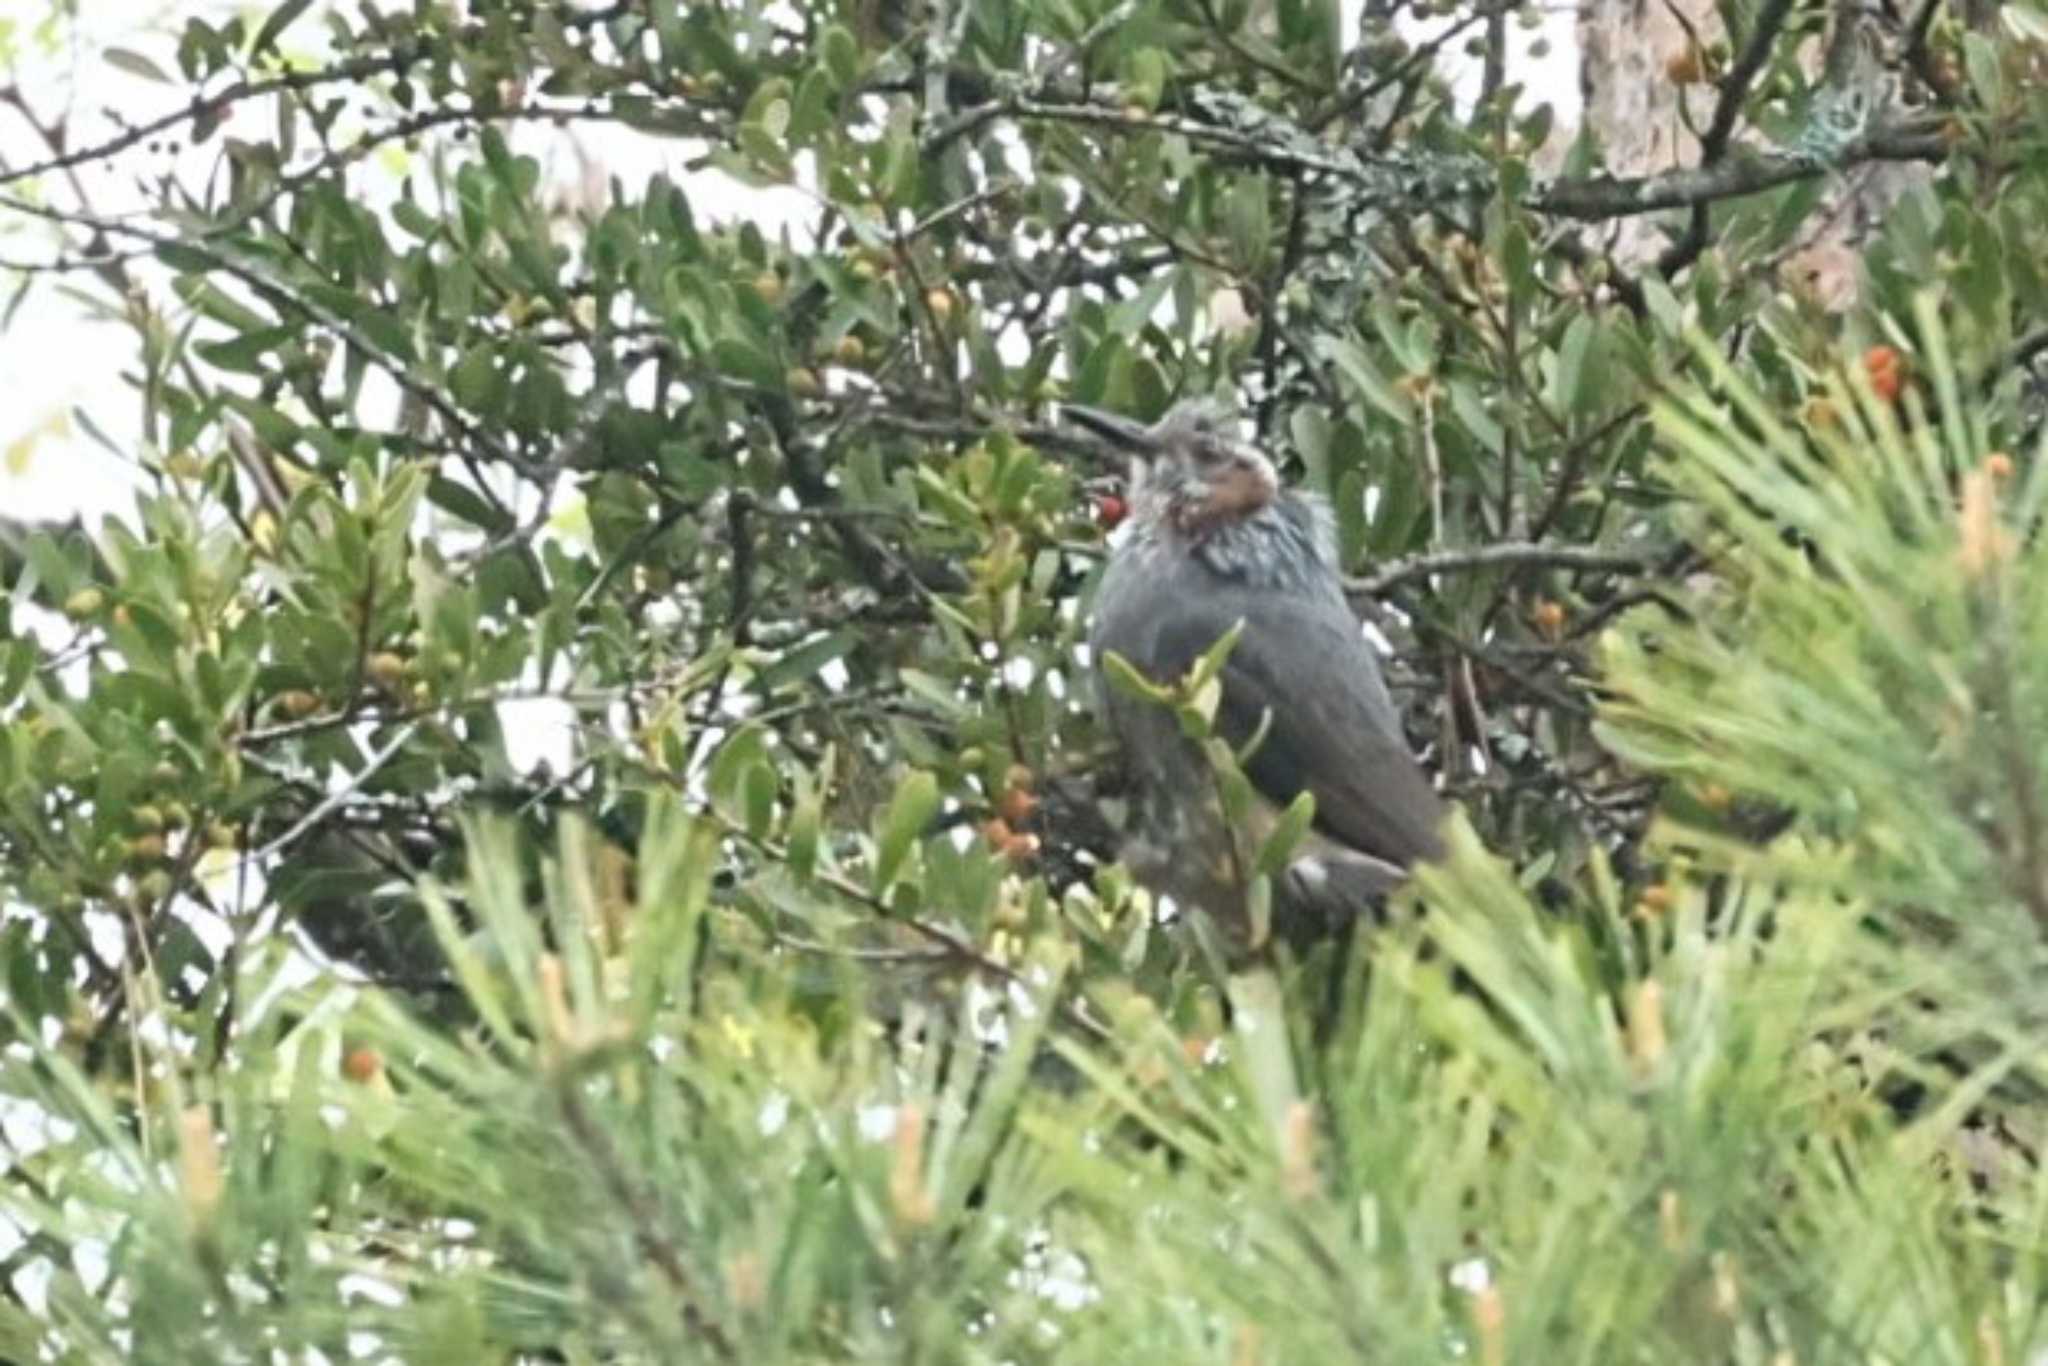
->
xmin=873 ymin=769 xmax=938 ymax=895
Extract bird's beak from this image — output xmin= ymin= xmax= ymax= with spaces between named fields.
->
xmin=1062 ymin=404 xmax=1160 ymax=455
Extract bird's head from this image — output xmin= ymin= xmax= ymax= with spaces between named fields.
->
xmin=1064 ymin=399 xmax=1279 ymax=538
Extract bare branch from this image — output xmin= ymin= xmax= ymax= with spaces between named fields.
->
xmin=1348 ymin=543 xmax=1654 ymax=598
xmin=1533 ymin=121 xmax=1949 ymax=220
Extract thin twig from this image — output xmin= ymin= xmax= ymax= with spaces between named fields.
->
xmin=1348 ymin=543 xmax=1653 ymax=598
xmin=243 ymin=722 xmax=422 ymax=867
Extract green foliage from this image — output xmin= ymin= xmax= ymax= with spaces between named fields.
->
xmin=0 ymin=0 xmax=2046 ymax=1358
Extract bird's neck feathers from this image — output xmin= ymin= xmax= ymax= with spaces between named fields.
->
xmin=1130 ymin=487 xmax=1340 ymax=592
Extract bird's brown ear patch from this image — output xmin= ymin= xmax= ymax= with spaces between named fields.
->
xmin=1189 ymin=457 xmax=1278 ymax=527
xmin=1164 ymin=455 xmax=1277 ymax=536
xmin=1213 ymin=458 xmax=1277 ymax=512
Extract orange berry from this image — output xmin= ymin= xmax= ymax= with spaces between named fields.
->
xmin=278 ymin=689 xmax=321 ymax=718
xmin=341 ymin=1047 xmax=383 ymax=1083
xmin=980 ymin=817 xmax=1038 ymax=861
xmin=1863 ymin=345 xmax=1905 ymax=404
xmin=1663 ymin=46 xmax=1704 ymax=84
xmin=997 ymin=786 xmax=1039 ymax=826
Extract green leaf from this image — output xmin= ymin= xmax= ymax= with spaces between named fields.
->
xmin=707 ymin=725 xmax=772 ymax=828
xmin=1501 ymin=224 xmax=1534 ymax=312
xmin=195 ymin=327 xmax=296 ymax=375
xmin=351 ymin=305 xmax=416 ymax=362
xmin=1640 ymin=276 xmax=1686 ymax=335
xmin=1222 ymin=180 xmax=1270 ymax=268
xmin=714 ymin=335 xmax=781 ymax=388
xmin=1100 ymin=650 xmax=1171 ymax=706
xmin=1176 ymin=677 xmax=1223 ymax=739
xmin=1073 ymin=333 xmax=1129 ymax=407
xmin=104 ymin=48 xmax=171 ymax=83
xmin=250 ymin=0 xmax=313 ymax=55
xmin=1186 ymin=618 xmax=1245 ymax=690
xmin=449 ymin=345 xmax=499 ymax=410
xmin=741 ymin=77 xmax=794 ymax=129
xmin=741 ymin=760 xmax=778 ymax=840
xmin=1551 ymin=314 xmax=1596 ymax=416
xmin=786 ymin=768 xmax=822 ymax=882
xmin=739 ymin=91 xmax=795 ymax=174
xmin=819 ymin=25 xmax=860 ymax=88
xmin=873 ymin=769 xmax=938 ymax=894
xmin=1108 ymin=270 xmax=1177 ymax=337
xmin=789 ymin=69 xmax=834 ymax=140
xmin=1290 ymin=406 xmax=1331 ymax=496
xmin=176 ymin=278 xmax=272 ymax=332
xmin=1245 ymin=871 xmax=1273 ymax=949
xmin=898 ymin=667 xmax=971 ymax=719
xmin=1962 ymin=33 xmax=2003 ymax=111
xmin=1335 ymin=467 xmax=1369 ymax=563
xmin=1207 ymin=738 xmax=1255 ymax=824
xmin=757 ymin=629 xmax=859 ymax=693
xmin=1323 ymin=337 xmax=1413 ymax=425
xmin=0 ymin=640 xmax=28 ymax=707
xmin=1254 ymin=792 xmax=1316 ymax=879
xmin=1448 ymin=380 xmax=1504 ymax=456
xmin=1124 ymin=47 xmax=1168 ymax=109
xmin=1233 ymin=703 xmax=1275 ymax=768
xmin=883 ymin=127 xmax=919 ymax=205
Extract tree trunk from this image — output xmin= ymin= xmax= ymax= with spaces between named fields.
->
xmin=1574 ymin=0 xmax=1927 ymax=309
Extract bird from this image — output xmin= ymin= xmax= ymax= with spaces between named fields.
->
xmin=1070 ymin=399 xmax=1446 ymax=946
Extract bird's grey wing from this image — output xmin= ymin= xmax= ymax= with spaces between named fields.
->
xmin=1141 ymin=591 xmax=1447 ymax=868
xmin=1090 ymin=552 xmax=1200 ymax=789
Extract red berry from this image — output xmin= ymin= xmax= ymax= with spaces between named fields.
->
xmin=1095 ymin=493 xmax=1128 ymax=528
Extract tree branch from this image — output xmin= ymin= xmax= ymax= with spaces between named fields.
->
xmin=1532 ymin=121 xmax=1950 ymax=220
xmin=1347 ymin=543 xmax=1653 ymax=598
xmin=982 ymin=95 xmax=1948 ymax=224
